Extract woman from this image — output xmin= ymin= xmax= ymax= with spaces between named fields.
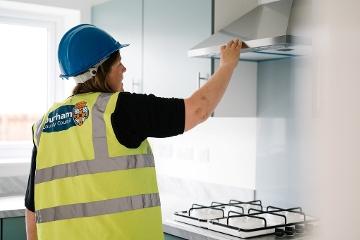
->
xmin=25 ymin=24 xmax=241 ymax=240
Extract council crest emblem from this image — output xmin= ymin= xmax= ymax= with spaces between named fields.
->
xmin=72 ymin=101 xmax=89 ymax=126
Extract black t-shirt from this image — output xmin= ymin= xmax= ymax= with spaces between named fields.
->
xmin=25 ymin=92 xmax=185 ymax=212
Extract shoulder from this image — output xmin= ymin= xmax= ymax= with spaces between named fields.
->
xmin=113 ymin=91 xmax=159 ymax=112
xmin=117 ymin=91 xmax=156 ymax=101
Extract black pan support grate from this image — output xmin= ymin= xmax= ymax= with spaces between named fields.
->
xmin=174 ymin=199 xmax=315 ymax=238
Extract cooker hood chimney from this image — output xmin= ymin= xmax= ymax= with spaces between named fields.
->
xmin=189 ymin=0 xmax=311 ymax=61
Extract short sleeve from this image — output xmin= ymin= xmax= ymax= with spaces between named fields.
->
xmin=24 ymin=145 xmax=37 ymax=212
xmin=111 ymin=92 xmax=185 ymax=148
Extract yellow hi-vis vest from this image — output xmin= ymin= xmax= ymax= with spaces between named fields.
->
xmin=32 ymin=92 xmax=164 ymax=240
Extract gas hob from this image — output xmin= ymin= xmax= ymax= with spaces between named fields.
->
xmin=173 ymin=200 xmax=316 ymax=239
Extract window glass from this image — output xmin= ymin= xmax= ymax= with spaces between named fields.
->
xmin=0 ymin=23 xmax=48 ymax=142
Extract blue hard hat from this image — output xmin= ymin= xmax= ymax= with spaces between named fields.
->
xmin=58 ymin=24 xmax=129 ymax=79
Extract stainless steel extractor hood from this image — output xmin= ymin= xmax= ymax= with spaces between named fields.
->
xmin=188 ymin=0 xmax=311 ymax=61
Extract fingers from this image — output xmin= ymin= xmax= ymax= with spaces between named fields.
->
xmin=223 ymin=39 xmax=242 ymax=49
xmin=227 ymin=40 xmax=234 ymax=48
xmin=236 ymin=39 xmax=243 ymax=49
xmin=221 ymin=39 xmax=243 ymax=53
xmin=233 ymin=39 xmax=241 ymax=48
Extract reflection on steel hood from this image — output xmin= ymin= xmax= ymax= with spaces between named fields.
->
xmin=189 ymin=0 xmax=311 ymax=61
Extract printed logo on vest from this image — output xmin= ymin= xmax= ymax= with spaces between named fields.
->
xmin=43 ymin=101 xmax=89 ymax=133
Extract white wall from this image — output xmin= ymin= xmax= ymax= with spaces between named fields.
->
xmin=150 ymin=117 xmax=257 ymax=189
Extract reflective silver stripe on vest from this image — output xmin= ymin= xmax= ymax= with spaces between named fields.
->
xmin=34 ymin=154 xmax=155 ymax=184
xmin=35 ymin=193 xmax=160 ymax=223
xmin=34 ymin=93 xmax=154 ymax=184
xmin=92 ymin=92 xmax=111 ymax=160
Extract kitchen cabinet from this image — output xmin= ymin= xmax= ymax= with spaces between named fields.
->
xmin=92 ymin=0 xmax=143 ymax=93
xmin=93 ymin=0 xmax=212 ymax=98
xmin=93 ymin=0 xmax=256 ymax=115
xmin=212 ymin=59 xmax=257 ymax=117
xmin=142 ymin=0 xmax=211 ymax=98
xmin=164 ymin=233 xmax=185 ymax=240
xmin=2 ymin=217 xmax=26 ymax=240
xmin=197 ymin=0 xmax=258 ymax=117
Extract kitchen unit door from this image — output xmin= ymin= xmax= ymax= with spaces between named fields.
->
xmin=212 ymin=59 xmax=257 ymax=117
xmin=92 ymin=0 xmax=143 ymax=93
xmin=93 ymin=0 xmax=212 ymax=98
xmin=143 ymin=0 xmax=212 ymax=98
xmin=2 ymin=217 xmax=26 ymax=240
xmin=164 ymin=233 xmax=185 ymax=240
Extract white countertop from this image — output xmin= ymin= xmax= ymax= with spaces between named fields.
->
xmin=163 ymin=219 xmax=317 ymax=240
xmin=0 ymin=195 xmax=25 ymax=218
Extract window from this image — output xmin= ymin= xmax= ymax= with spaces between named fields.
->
xmin=0 ymin=22 xmax=48 ymax=142
xmin=0 ymin=2 xmax=80 ymax=162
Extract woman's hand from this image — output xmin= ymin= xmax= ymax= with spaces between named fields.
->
xmin=220 ymin=39 xmax=242 ymax=70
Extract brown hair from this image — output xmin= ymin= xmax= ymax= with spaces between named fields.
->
xmin=72 ymin=50 xmax=120 ymax=95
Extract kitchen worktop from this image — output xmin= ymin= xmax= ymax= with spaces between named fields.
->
xmin=163 ymin=219 xmax=317 ymax=240
xmin=0 ymin=196 xmax=25 ymax=218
